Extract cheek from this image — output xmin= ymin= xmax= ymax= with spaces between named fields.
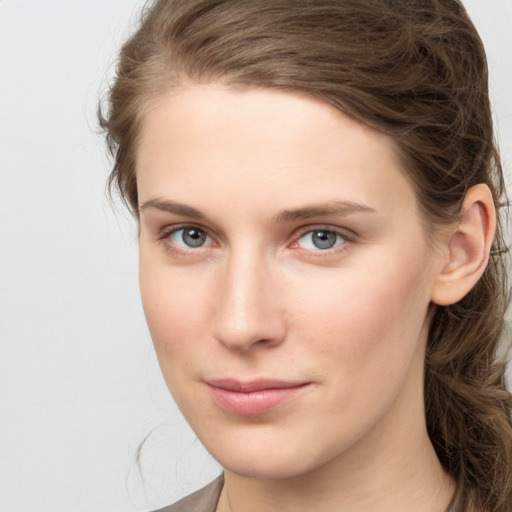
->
xmin=139 ymin=255 xmax=212 ymax=363
xmin=289 ymin=253 xmax=433 ymax=382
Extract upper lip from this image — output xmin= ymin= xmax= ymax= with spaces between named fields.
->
xmin=206 ymin=378 xmax=310 ymax=392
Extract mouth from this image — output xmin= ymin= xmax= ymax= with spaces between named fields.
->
xmin=205 ymin=378 xmax=312 ymax=416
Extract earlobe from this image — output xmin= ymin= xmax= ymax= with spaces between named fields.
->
xmin=431 ymin=184 xmax=496 ymax=306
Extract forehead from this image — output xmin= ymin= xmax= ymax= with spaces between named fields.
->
xmin=135 ymin=84 xmax=418 ymax=219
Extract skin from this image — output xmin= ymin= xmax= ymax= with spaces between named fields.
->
xmin=136 ymin=85 xmax=459 ymax=512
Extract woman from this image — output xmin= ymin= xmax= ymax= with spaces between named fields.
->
xmin=100 ymin=0 xmax=512 ymax=511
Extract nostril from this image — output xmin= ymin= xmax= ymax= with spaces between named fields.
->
xmin=212 ymin=306 xmax=286 ymax=351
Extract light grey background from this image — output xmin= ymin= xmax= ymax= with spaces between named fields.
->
xmin=0 ymin=1 xmax=511 ymax=511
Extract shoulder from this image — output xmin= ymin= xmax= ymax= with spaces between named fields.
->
xmin=151 ymin=476 xmax=224 ymax=512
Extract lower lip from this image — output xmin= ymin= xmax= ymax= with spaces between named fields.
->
xmin=207 ymin=384 xmax=310 ymax=416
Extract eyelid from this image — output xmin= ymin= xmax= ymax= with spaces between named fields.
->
xmin=291 ymin=224 xmax=355 ymax=242
xmin=289 ymin=225 xmax=355 ymax=253
xmin=158 ymin=223 xmax=217 ymax=251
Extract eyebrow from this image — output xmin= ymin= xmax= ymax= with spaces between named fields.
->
xmin=272 ymin=200 xmax=377 ymax=223
xmin=139 ymin=198 xmax=376 ymax=222
xmin=138 ymin=199 xmax=205 ymax=219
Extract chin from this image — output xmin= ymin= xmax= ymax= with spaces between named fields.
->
xmin=204 ymin=434 xmax=335 ymax=481
xmin=220 ymin=457 xmax=314 ymax=480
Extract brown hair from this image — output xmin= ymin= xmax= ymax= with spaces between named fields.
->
xmin=100 ymin=1 xmax=512 ymax=510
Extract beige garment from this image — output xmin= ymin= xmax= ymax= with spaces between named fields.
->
xmin=152 ymin=474 xmax=461 ymax=512
xmin=152 ymin=476 xmax=224 ymax=512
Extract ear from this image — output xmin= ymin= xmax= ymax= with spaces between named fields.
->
xmin=431 ymin=184 xmax=496 ymax=306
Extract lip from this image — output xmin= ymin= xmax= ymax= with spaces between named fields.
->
xmin=206 ymin=379 xmax=312 ymax=416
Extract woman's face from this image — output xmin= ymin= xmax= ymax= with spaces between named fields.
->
xmin=136 ymin=85 xmax=444 ymax=479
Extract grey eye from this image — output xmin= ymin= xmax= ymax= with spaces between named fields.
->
xmin=312 ymin=231 xmax=338 ymax=249
xmin=182 ymin=228 xmax=207 ymax=247
xmin=170 ymin=227 xmax=209 ymax=248
xmin=297 ymin=230 xmax=346 ymax=250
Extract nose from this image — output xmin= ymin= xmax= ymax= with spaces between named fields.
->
xmin=212 ymin=248 xmax=286 ymax=351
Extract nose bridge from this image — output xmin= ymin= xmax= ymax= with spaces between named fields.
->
xmin=213 ymin=244 xmax=284 ymax=350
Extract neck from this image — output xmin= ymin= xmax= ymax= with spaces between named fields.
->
xmin=217 ymin=437 xmax=454 ymax=512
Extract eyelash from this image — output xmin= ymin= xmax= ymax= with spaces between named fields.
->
xmin=158 ymin=224 xmax=216 ymax=254
xmin=157 ymin=224 xmax=354 ymax=257
xmin=291 ymin=226 xmax=352 ymax=255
